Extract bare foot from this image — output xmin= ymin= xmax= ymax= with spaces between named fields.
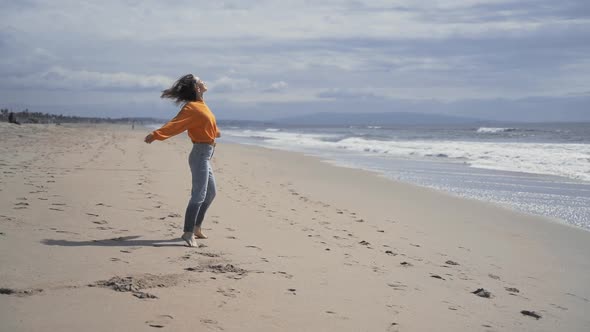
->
xmin=181 ymin=232 xmax=197 ymax=247
xmin=194 ymin=228 xmax=208 ymax=239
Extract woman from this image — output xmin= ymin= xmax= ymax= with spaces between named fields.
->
xmin=145 ymin=74 xmax=220 ymax=247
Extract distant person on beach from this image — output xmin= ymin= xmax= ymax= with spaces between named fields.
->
xmin=144 ymin=74 xmax=221 ymax=247
xmin=8 ymin=112 xmax=20 ymax=125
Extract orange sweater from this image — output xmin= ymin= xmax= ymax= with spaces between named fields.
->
xmin=152 ymin=101 xmax=219 ymax=143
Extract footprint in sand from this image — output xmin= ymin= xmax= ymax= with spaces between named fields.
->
xmin=217 ymin=287 xmax=239 ymax=298
xmin=387 ymin=322 xmax=400 ymax=332
xmin=505 ymin=287 xmax=520 ymax=294
xmin=359 ymin=240 xmax=372 ymax=249
xmin=120 ymin=248 xmax=139 ymax=254
xmin=14 ymin=202 xmax=29 ymax=209
xmin=200 ymin=319 xmax=224 ymax=331
xmin=387 ymin=282 xmax=407 ymax=291
xmin=272 ymin=271 xmax=293 ymax=279
xmin=110 ymin=257 xmax=129 ymax=263
xmin=488 ymin=273 xmax=501 ymax=280
xmin=96 ymin=202 xmax=112 ymax=207
xmin=549 ymin=303 xmax=568 ymax=311
xmin=146 ymin=315 xmax=174 ymax=328
xmin=0 ymin=287 xmax=43 ymax=297
xmin=29 ymin=190 xmax=45 ymax=194
xmin=55 ymin=229 xmax=79 ymax=235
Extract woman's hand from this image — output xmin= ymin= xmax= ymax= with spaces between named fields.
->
xmin=144 ymin=133 xmax=155 ymax=144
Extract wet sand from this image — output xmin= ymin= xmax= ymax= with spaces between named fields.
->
xmin=0 ymin=123 xmax=589 ymax=331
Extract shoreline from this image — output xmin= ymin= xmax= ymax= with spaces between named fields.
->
xmin=1 ymin=123 xmax=589 ymax=331
xmin=248 ymin=142 xmax=590 ymax=233
xmin=222 ymin=135 xmax=590 ymax=231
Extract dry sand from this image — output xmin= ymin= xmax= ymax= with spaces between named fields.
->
xmin=0 ymin=123 xmax=589 ymax=331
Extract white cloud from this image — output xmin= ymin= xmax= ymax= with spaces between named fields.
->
xmin=0 ymin=0 xmax=571 ymax=42
xmin=209 ymin=76 xmax=257 ymax=93
xmin=316 ymin=88 xmax=380 ymax=99
xmin=264 ymin=81 xmax=288 ymax=92
xmin=0 ymin=0 xmax=588 ymax=119
xmin=6 ymin=66 xmax=173 ymax=91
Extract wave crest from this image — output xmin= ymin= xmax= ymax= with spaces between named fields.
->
xmin=476 ymin=127 xmax=517 ymax=134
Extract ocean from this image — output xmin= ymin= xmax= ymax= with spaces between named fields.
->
xmin=217 ymin=122 xmax=590 ymax=231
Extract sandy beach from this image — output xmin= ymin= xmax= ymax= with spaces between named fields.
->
xmin=1 ymin=123 xmax=589 ymax=331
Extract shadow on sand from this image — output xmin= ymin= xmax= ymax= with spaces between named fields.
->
xmin=41 ymin=235 xmax=185 ymax=247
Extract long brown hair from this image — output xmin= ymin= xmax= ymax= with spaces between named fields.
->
xmin=160 ymin=74 xmax=198 ymax=105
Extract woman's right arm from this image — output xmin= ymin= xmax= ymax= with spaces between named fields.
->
xmin=149 ymin=106 xmax=195 ymax=142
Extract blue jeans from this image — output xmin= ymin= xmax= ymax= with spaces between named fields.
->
xmin=184 ymin=143 xmax=217 ymax=232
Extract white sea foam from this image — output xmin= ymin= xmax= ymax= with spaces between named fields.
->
xmin=339 ymin=138 xmax=590 ymax=182
xmin=476 ymin=127 xmax=517 ymax=133
xmin=224 ymin=129 xmax=590 ymax=182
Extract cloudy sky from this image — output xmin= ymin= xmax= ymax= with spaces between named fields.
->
xmin=1 ymin=0 xmax=589 ymax=121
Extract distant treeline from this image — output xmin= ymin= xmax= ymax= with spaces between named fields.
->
xmin=0 ymin=108 xmax=164 ymax=124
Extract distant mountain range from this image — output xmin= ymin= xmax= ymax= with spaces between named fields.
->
xmin=273 ymin=112 xmax=485 ymax=126
xmin=215 ymin=94 xmax=590 ymax=123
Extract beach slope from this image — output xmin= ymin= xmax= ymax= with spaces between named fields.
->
xmin=1 ymin=123 xmax=589 ymax=331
